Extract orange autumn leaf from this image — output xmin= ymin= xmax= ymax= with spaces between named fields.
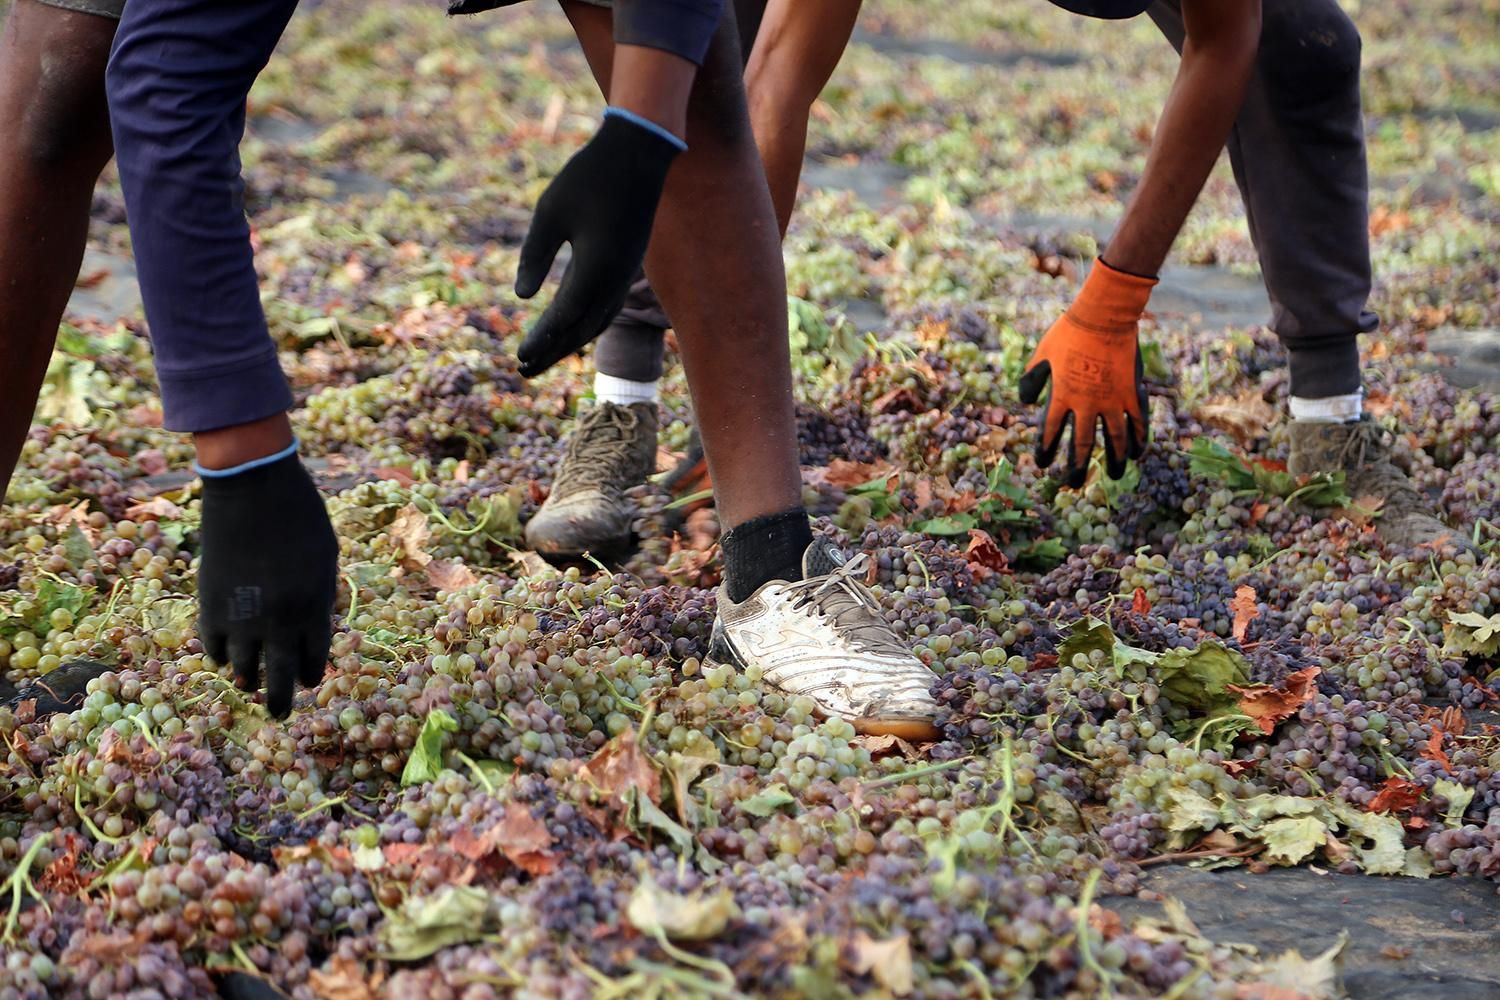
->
xmin=964 ymin=530 xmax=1009 ymax=579
xmin=1229 ymin=666 xmax=1320 ymax=736
xmin=579 ymin=725 xmax=661 ymax=807
xmin=818 ymin=458 xmax=898 ymax=491
xmin=1422 ymin=727 xmax=1453 ymax=772
xmin=1131 ymin=588 xmax=1151 ymax=615
xmin=1367 ymin=775 xmax=1423 ymax=814
xmin=1230 ymin=585 xmax=1260 ymax=643
xmin=487 ymin=801 xmax=558 ymax=876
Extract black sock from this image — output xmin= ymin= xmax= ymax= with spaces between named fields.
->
xmin=721 ymin=508 xmax=813 ymax=602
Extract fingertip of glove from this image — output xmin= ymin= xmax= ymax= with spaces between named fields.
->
xmin=1017 ymin=361 xmax=1050 ymax=404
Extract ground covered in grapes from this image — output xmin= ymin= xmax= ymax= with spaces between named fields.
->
xmin=3 ymin=1 xmax=1500 ymax=997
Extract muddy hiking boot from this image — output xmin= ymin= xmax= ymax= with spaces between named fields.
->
xmin=525 ymin=401 xmax=659 ymax=558
xmin=1287 ymin=416 xmax=1468 ymax=551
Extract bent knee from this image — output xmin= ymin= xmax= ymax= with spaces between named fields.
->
xmin=1259 ymin=1 xmax=1362 ymax=103
xmin=15 ymin=62 xmax=111 ymax=171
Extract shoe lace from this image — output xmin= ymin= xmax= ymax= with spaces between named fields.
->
xmin=1334 ymin=419 xmax=1391 ymax=470
xmin=553 ymin=404 xmax=643 ymax=498
xmin=1332 ymin=419 xmax=1429 ymax=514
xmin=782 ymin=553 xmax=912 ymax=658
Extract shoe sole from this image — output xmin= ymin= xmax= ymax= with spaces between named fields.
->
xmin=709 ymin=620 xmax=940 ymax=743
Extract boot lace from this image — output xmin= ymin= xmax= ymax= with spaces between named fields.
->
xmin=1334 ymin=419 xmax=1392 ymax=469
xmin=1335 ymin=419 xmax=1425 ymax=514
xmin=552 ymin=404 xmax=644 ymax=500
xmin=782 ymin=554 xmax=913 ymax=658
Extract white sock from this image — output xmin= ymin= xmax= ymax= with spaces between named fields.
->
xmin=594 ymin=372 xmax=659 ymax=406
xmin=1289 ymin=391 xmax=1363 ymax=423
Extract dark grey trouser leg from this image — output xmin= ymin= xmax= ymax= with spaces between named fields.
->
xmin=594 ymin=272 xmax=669 ymax=381
xmin=1146 ymin=0 xmax=1376 ymax=398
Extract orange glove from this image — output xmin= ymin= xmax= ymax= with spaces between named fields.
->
xmin=1018 ymin=258 xmax=1157 ymax=487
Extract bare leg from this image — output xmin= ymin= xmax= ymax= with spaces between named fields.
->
xmin=561 ymin=2 xmax=801 ymax=530
xmin=744 ymin=0 xmax=862 ymax=234
xmin=0 ymin=0 xmax=117 ymax=500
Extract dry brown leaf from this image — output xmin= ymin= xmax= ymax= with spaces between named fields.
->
xmin=370 ymin=466 xmax=416 ymax=487
xmin=124 ymin=496 xmax=185 ymax=521
xmin=426 ymin=558 xmax=478 ymax=592
xmin=308 ymin=955 xmax=384 ymax=1000
xmin=684 ymin=508 xmax=719 ymax=552
xmin=1086 ymin=903 xmax=1123 ymax=938
xmin=389 ymin=504 xmax=433 ymax=570
xmin=871 ymin=386 xmax=922 ymax=415
xmin=1195 ymin=389 xmax=1277 ymax=448
xmin=915 ymin=319 xmax=951 ymax=350
xmin=1131 ymin=587 xmax=1152 ymax=615
xmin=512 ymin=550 xmax=555 ymax=579
xmin=1235 ymin=986 xmax=1316 ymax=1000
xmin=1230 ymin=585 xmax=1260 ymax=643
xmin=847 ymin=932 xmax=914 ymax=996
xmin=1335 ymin=494 xmax=1385 ymax=527
xmin=1441 ymin=705 xmax=1466 ymax=737
xmin=1367 ymin=775 xmax=1423 ymax=814
xmin=1369 ymin=205 xmax=1412 ymax=237
xmin=44 ymin=501 xmax=99 ymax=543
xmin=1230 ymin=666 xmax=1320 ymax=736
xmin=1198 ymin=829 xmax=1243 ymax=854
xmin=818 ymin=458 xmax=898 ymax=491
xmin=851 ymin=733 xmax=920 ymax=759
xmin=579 ymin=726 xmax=662 ymax=808
xmin=488 ymin=801 xmax=558 ymax=876
xmin=654 ymin=447 xmax=684 ymax=475
xmin=1422 ymin=727 xmax=1453 ymax=772
xmin=964 ymin=529 xmax=1009 ymax=579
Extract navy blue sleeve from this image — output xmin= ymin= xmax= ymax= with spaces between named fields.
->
xmin=613 ymin=0 xmax=726 ymax=66
xmin=105 ymin=0 xmax=299 ymax=433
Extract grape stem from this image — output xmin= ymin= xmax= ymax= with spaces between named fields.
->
xmin=861 ymin=757 xmax=970 ymax=790
xmin=1 ymin=831 xmax=53 ymax=943
xmin=1072 ymin=868 xmax=1121 ymax=998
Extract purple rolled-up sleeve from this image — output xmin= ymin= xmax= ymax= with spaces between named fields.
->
xmin=105 ymin=0 xmax=299 ymax=433
xmin=613 ymin=0 xmax=726 ymax=66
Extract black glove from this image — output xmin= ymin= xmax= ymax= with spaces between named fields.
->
xmin=197 ymin=448 xmax=337 ymax=718
xmin=514 ymin=110 xmax=684 ymax=377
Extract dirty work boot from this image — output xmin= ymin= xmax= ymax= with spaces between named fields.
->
xmin=525 ymin=401 xmax=658 ymax=558
xmin=1287 ymin=416 xmax=1466 ymax=550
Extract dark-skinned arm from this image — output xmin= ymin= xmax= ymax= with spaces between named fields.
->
xmin=1104 ymin=0 xmax=1261 ymax=275
xmin=512 ymin=0 xmax=728 ymax=376
xmin=1020 ymin=0 xmax=1261 ymax=486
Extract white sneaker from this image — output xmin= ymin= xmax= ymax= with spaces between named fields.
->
xmin=710 ymin=540 xmax=940 ymax=740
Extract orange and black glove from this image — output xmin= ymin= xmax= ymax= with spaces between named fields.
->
xmin=1018 ymin=258 xmax=1157 ymax=488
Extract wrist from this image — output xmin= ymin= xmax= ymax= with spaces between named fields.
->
xmin=608 ymin=43 xmax=694 ymax=142
xmin=1067 ymin=258 xmax=1158 ymax=332
xmin=604 ymin=107 xmax=687 ymax=152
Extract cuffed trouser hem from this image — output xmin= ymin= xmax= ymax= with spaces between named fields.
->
xmin=1286 ymin=340 xmax=1361 ymax=399
xmin=596 ymin=322 xmax=667 ymax=382
xmin=595 ymin=267 xmax=669 ymax=382
xmin=158 ymin=351 xmax=294 ymax=433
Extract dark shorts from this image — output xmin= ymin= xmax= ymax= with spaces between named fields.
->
xmin=34 ymin=0 xmax=125 ymax=19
